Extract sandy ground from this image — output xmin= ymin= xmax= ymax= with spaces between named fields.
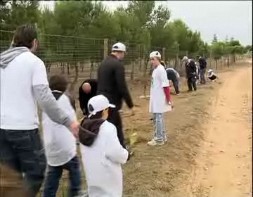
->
xmin=170 ymin=62 xmax=252 ymax=197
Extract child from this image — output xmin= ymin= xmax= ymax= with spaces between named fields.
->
xmin=148 ymin=51 xmax=172 ymax=146
xmin=79 ymin=95 xmax=128 ymax=197
xmin=207 ymin=69 xmax=218 ymax=81
xmin=42 ymin=75 xmax=81 ymax=197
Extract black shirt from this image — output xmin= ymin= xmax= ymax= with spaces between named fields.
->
xmin=79 ymin=79 xmax=97 ymax=115
xmin=97 ymin=54 xmax=134 ymax=110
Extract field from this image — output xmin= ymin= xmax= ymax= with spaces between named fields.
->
xmin=37 ymin=60 xmax=252 ymax=197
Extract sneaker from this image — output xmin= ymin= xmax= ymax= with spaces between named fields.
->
xmin=147 ymin=139 xmax=164 ymax=146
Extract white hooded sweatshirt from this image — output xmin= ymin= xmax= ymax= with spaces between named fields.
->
xmin=80 ymin=120 xmax=128 ymax=197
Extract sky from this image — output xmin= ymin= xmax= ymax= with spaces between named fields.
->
xmin=40 ymin=1 xmax=252 ymax=46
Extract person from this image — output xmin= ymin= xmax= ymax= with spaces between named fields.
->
xmin=198 ymin=56 xmax=207 ymax=84
xmin=207 ymin=69 xmax=218 ymax=81
xmin=97 ymin=42 xmax=134 ymax=148
xmin=182 ymin=56 xmax=198 ymax=91
xmin=79 ymin=95 xmax=129 ymax=197
xmin=0 ymin=24 xmax=79 ymax=197
xmin=148 ymin=51 xmax=173 ymax=146
xmin=79 ymin=79 xmax=97 ymax=116
xmin=161 ymin=61 xmax=180 ymax=95
xmin=42 ymin=75 xmax=81 ymax=197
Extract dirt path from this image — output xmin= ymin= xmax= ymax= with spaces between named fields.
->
xmin=185 ymin=64 xmax=252 ymax=197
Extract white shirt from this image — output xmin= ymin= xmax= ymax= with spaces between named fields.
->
xmin=42 ymin=93 xmax=77 ymax=166
xmin=80 ymin=121 xmax=128 ymax=197
xmin=149 ymin=64 xmax=172 ymax=113
xmin=0 ymin=51 xmax=48 ymax=130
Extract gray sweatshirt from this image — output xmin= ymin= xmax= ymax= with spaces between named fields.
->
xmin=0 ymin=47 xmax=72 ymax=128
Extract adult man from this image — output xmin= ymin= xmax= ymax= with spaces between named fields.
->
xmin=79 ymin=79 xmax=97 ymax=116
xmin=148 ymin=51 xmax=172 ymax=146
xmin=182 ymin=56 xmax=197 ymax=91
xmin=97 ymin=42 xmax=134 ymax=148
xmin=0 ymin=24 xmax=79 ymax=197
xmin=198 ymin=56 xmax=207 ymax=84
xmin=164 ymin=65 xmax=180 ymax=95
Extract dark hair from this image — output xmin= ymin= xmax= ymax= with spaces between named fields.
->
xmin=160 ymin=61 xmax=166 ymax=67
xmin=12 ymin=24 xmax=37 ymax=49
xmin=89 ymin=111 xmax=103 ymax=119
xmin=49 ymin=75 xmax=68 ymax=92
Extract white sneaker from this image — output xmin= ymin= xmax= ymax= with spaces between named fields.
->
xmin=147 ymin=139 xmax=164 ymax=146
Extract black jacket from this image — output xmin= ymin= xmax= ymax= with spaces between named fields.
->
xmin=199 ymin=57 xmax=207 ymax=69
xmin=166 ymin=69 xmax=178 ymax=81
xmin=185 ymin=60 xmax=197 ymax=78
xmin=79 ymin=79 xmax=97 ymax=115
xmin=97 ymin=54 xmax=134 ymax=110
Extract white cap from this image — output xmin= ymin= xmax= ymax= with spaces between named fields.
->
xmin=208 ymin=69 xmax=213 ymax=73
xmin=112 ymin=42 xmax=126 ymax=52
xmin=149 ymin=51 xmax=161 ymax=59
xmin=182 ymin=56 xmax=188 ymax=61
xmin=88 ymin=95 xmax=115 ymax=118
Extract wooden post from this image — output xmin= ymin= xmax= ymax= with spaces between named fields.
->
xmin=162 ymin=47 xmax=166 ymax=61
xmin=103 ymin=38 xmax=108 ymax=59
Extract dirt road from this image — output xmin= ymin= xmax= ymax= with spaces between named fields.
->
xmin=183 ymin=64 xmax=252 ymax=197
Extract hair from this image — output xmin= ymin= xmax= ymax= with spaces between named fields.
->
xmin=12 ymin=24 xmax=37 ymax=49
xmin=89 ymin=111 xmax=104 ymax=119
xmin=49 ymin=75 xmax=68 ymax=92
xmin=160 ymin=61 xmax=166 ymax=67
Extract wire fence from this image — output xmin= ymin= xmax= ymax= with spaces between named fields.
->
xmin=0 ymin=29 xmax=238 ymax=81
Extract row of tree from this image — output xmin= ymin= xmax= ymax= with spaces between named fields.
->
xmin=0 ymin=1 xmax=252 ymax=63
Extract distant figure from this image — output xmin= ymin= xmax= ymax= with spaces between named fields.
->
xmin=161 ymin=61 xmax=180 ymax=95
xmin=207 ymin=69 xmax=218 ymax=81
xmin=79 ymin=79 xmax=97 ymax=116
xmin=182 ymin=56 xmax=197 ymax=91
xmin=198 ymin=56 xmax=207 ymax=84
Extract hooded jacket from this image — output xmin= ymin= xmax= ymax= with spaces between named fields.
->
xmin=79 ymin=119 xmax=128 ymax=197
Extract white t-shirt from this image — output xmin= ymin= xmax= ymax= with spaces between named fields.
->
xmin=42 ymin=93 xmax=77 ymax=166
xmin=149 ymin=64 xmax=172 ymax=113
xmin=80 ymin=121 xmax=128 ymax=197
xmin=0 ymin=51 xmax=48 ymax=130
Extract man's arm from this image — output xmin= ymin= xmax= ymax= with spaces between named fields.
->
xmin=115 ymin=64 xmax=134 ymax=109
xmin=32 ymin=59 xmax=79 ymax=136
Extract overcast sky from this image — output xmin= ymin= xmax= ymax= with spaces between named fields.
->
xmin=40 ymin=1 xmax=252 ymax=46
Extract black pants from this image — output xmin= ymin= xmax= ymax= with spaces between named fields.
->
xmin=187 ymin=77 xmax=197 ymax=91
xmin=107 ymin=108 xmax=125 ymax=148
xmin=172 ymin=79 xmax=180 ymax=94
xmin=0 ymin=129 xmax=46 ymax=197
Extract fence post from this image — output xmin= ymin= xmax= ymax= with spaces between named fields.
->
xmin=103 ymin=38 xmax=108 ymax=59
xmin=162 ymin=47 xmax=166 ymax=61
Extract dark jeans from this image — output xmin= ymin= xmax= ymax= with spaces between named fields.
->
xmin=107 ymin=108 xmax=125 ymax=148
xmin=187 ymin=77 xmax=197 ymax=91
xmin=0 ymin=129 xmax=46 ymax=197
xmin=43 ymin=156 xmax=81 ymax=197
xmin=172 ymin=79 xmax=180 ymax=94
xmin=200 ymin=68 xmax=206 ymax=84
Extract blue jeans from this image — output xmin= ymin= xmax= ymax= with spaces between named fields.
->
xmin=0 ymin=129 xmax=46 ymax=197
xmin=152 ymin=113 xmax=166 ymax=142
xmin=43 ymin=156 xmax=81 ymax=197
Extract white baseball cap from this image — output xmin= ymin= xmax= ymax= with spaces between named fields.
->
xmin=182 ymin=56 xmax=188 ymax=61
xmin=112 ymin=42 xmax=126 ymax=52
xmin=149 ymin=51 xmax=161 ymax=59
xmin=88 ymin=95 xmax=115 ymax=118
